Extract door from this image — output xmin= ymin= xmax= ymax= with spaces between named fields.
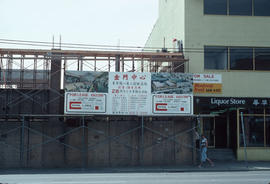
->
xmin=203 ymin=117 xmax=215 ymax=147
xmin=215 ymin=116 xmax=227 ymax=148
xmin=202 ymin=116 xmax=227 ymax=148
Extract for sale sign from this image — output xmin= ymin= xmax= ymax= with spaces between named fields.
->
xmin=193 ymin=74 xmax=222 ymax=94
xmin=65 ymin=92 xmax=106 ymax=114
xmin=152 ymin=94 xmax=193 ymax=115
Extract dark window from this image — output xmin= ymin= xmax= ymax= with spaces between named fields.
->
xmin=255 ymin=48 xmax=270 ymax=70
xmin=240 ymin=116 xmax=265 ymax=147
xmin=240 ymin=108 xmax=264 ymax=114
xmin=230 ymin=48 xmax=253 ymax=70
xmin=254 ymin=0 xmax=270 ymax=16
xmin=204 ymin=46 xmax=228 ymax=70
xmin=266 ymin=108 xmax=270 ymax=114
xmin=266 ymin=117 xmax=270 ymax=146
xmin=229 ymin=0 xmax=252 ymax=15
xmin=204 ymin=0 xmax=227 ymax=15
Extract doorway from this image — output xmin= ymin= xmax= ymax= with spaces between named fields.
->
xmin=202 ymin=115 xmax=228 ymax=148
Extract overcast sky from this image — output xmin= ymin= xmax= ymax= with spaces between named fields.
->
xmin=0 ymin=0 xmax=158 ymax=49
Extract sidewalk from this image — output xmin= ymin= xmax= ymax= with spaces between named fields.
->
xmin=0 ymin=161 xmax=270 ymax=174
xmin=108 ymin=161 xmax=270 ymax=173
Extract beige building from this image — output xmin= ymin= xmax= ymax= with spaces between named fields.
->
xmin=145 ymin=0 xmax=270 ymax=161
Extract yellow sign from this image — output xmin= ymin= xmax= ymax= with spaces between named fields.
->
xmin=193 ymin=83 xmax=222 ymax=94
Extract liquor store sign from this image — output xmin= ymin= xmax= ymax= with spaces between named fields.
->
xmin=195 ymin=97 xmax=270 ymax=108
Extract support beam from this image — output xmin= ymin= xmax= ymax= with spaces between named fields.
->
xmin=140 ymin=116 xmax=144 ymax=165
xmin=115 ymin=55 xmax=120 ymax=72
xmin=94 ymin=56 xmax=97 ymax=71
xmin=121 ymin=56 xmax=124 ymax=72
xmin=108 ymin=57 xmax=111 ymax=72
xmin=20 ymin=55 xmax=25 ymax=88
xmin=132 ymin=57 xmax=135 ymax=72
xmin=82 ymin=116 xmax=87 ymax=168
xmin=20 ymin=116 xmax=25 ymax=167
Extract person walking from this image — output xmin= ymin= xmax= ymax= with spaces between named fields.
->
xmin=198 ymin=134 xmax=214 ymax=168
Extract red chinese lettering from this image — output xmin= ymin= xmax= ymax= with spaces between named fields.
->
xmin=132 ymin=74 xmax=137 ymax=80
xmin=123 ymin=74 xmax=128 ymax=80
xmin=140 ymin=75 xmax=146 ymax=80
xmin=114 ymin=74 xmax=120 ymax=80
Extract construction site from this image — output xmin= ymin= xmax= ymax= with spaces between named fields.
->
xmin=0 ymin=47 xmax=201 ymax=168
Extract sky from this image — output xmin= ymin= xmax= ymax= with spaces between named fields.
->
xmin=0 ymin=0 xmax=158 ymax=49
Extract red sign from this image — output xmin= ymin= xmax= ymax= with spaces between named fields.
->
xmin=69 ymin=102 xmax=82 ymax=110
xmin=155 ymin=103 xmax=168 ymax=111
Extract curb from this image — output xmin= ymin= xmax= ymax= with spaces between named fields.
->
xmin=1 ymin=167 xmax=270 ymax=174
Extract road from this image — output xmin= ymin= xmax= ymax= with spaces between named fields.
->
xmin=0 ymin=171 xmax=270 ymax=184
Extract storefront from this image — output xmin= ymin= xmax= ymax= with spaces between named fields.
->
xmin=194 ymin=96 xmax=270 ymax=161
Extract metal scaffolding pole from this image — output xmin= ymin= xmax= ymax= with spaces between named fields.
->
xmin=115 ymin=55 xmax=120 ymax=72
xmin=197 ymin=115 xmax=202 ymax=165
xmin=140 ymin=116 xmax=144 ymax=165
xmin=82 ymin=116 xmax=87 ymax=168
xmin=20 ymin=116 xmax=25 ymax=167
xmin=240 ymin=112 xmax=248 ymax=168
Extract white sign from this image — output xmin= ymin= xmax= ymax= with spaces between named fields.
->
xmin=193 ymin=74 xmax=222 ymax=84
xmin=152 ymin=94 xmax=193 ymax=115
xmin=64 ymin=71 xmax=195 ymax=116
xmin=65 ymin=92 xmax=106 ymax=114
xmin=108 ymin=72 xmax=151 ymax=115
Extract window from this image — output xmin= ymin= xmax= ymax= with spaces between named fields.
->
xmin=266 ymin=117 xmax=270 ymax=146
xmin=240 ymin=108 xmax=264 ymax=114
xmin=254 ymin=0 xmax=270 ymax=16
xmin=205 ymin=46 xmax=270 ymax=71
xmin=204 ymin=0 xmax=227 ymax=15
xmin=240 ymin=109 xmax=270 ymax=148
xmin=204 ymin=0 xmax=270 ymax=16
xmin=230 ymin=48 xmax=253 ymax=70
xmin=255 ymin=48 xmax=270 ymax=71
xmin=204 ymin=46 xmax=228 ymax=70
xmin=229 ymin=0 xmax=252 ymax=15
xmin=240 ymin=116 xmax=265 ymax=147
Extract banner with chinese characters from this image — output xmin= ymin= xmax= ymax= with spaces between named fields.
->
xmin=108 ymin=72 xmax=151 ymax=115
xmin=64 ymin=71 xmax=193 ymax=116
xmin=193 ymin=74 xmax=222 ymax=94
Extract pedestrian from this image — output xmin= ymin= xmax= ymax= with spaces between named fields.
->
xmin=198 ymin=134 xmax=214 ymax=168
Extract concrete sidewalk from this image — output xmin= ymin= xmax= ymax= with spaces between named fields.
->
xmin=108 ymin=161 xmax=270 ymax=173
xmin=0 ymin=161 xmax=270 ymax=174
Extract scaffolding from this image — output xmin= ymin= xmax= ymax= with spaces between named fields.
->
xmin=0 ymin=113 xmax=217 ymax=168
xmin=0 ymin=48 xmax=202 ymax=168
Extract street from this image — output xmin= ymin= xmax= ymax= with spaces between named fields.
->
xmin=0 ymin=171 xmax=270 ymax=184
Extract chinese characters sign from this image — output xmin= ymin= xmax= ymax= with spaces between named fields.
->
xmin=108 ymin=72 xmax=151 ymax=115
xmin=64 ymin=71 xmax=194 ymax=116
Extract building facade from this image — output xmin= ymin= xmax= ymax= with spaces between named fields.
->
xmin=145 ymin=0 xmax=270 ymax=161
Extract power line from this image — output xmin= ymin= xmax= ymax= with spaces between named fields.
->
xmin=0 ymin=38 xmax=172 ymax=51
xmin=1 ymin=38 xmax=270 ymax=54
xmin=0 ymin=38 xmax=216 ymax=52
